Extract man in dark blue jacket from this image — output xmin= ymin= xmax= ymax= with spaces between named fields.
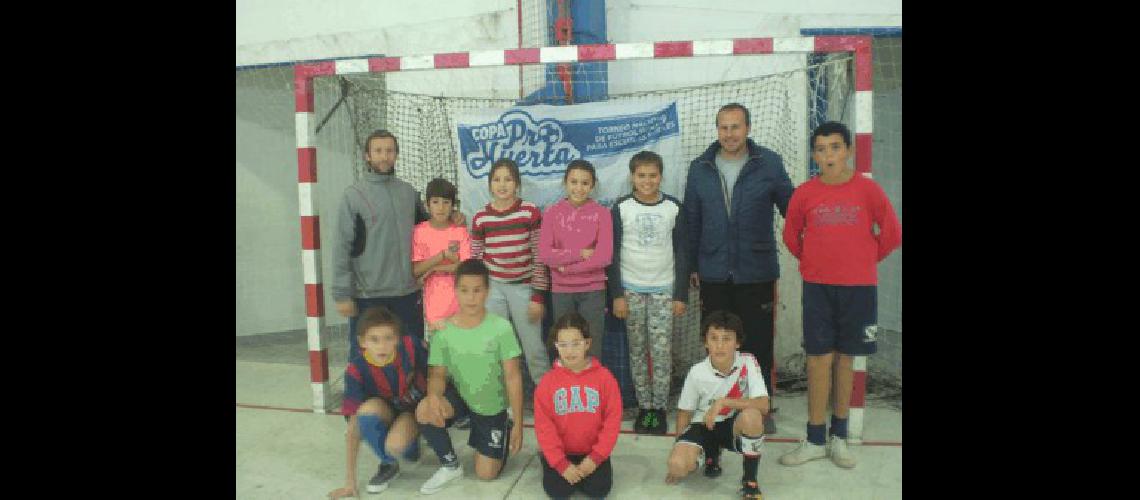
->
xmin=683 ymin=103 xmax=794 ymax=439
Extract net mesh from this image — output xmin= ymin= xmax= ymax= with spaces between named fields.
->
xmin=322 ymin=56 xmax=854 ymax=386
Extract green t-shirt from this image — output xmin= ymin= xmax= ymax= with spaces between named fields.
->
xmin=428 ymin=312 xmax=522 ymax=416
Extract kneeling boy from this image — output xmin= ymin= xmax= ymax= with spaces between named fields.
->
xmin=665 ymin=310 xmax=770 ymax=500
xmin=414 ymin=259 xmax=525 ymax=494
xmin=328 ymin=306 xmax=426 ymax=498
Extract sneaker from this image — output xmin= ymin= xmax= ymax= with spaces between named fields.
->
xmin=633 ymin=410 xmax=652 ymax=435
xmin=419 ymin=464 xmax=463 ymax=495
xmin=453 ymin=414 xmax=471 ymax=430
xmin=703 ymin=455 xmax=723 ymax=478
xmin=366 ymin=461 xmax=400 ymax=493
xmin=740 ymin=480 xmax=763 ymax=499
xmin=763 ymin=412 xmax=777 ymax=435
xmin=634 ymin=409 xmax=652 ymax=434
xmin=827 ymin=435 xmax=856 ymax=469
xmin=651 ymin=409 xmax=669 ymax=435
xmin=778 ymin=439 xmax=828 ymax=466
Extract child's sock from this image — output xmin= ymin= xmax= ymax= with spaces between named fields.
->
xmin=419 ymin=422 xmax=459 ymax=468
xmin=402 ymin=436 xmax=420 ymax=460
xmin=357 ymin=414 xmax=395 ymax=464
xmin=829 ymin=415 xmax=848 ymax=440
xmin=739 ymin=433 xmax=764 ymax=483
xmin=807 ymin=423 xmax=827 ymax=446
xmin=704 ymin=432 xmax=722 ymax=462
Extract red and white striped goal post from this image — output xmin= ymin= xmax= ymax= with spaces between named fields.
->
xmin=292 ymin=35 xmax=875 ymax=443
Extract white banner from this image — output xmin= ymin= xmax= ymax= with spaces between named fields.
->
xmin=454 ymin=100 xmax=683 ymax=219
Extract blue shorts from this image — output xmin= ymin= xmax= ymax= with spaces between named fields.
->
xmin=442 ymin=384 xmax=512 ymax=461
xmin=801 ymin=282 xmax=878 ymax=356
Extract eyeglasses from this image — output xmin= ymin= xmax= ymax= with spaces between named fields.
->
xmin=553 ymin=340 xmax=587 ymax=349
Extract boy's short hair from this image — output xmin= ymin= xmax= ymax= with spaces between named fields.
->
xmin=629 ymin=150 xmax=663 ymax=174
xmin=811 ymin=121 xmax=852 ymax=148
xmin=364 ymin=129 xmax=399 ymax=154
xmin=563 ymin=159 xmax=598 ymax=185
xmin=700 ymin=310 xmax=745 ymax=343
xmin=489 ymin=158 xmax=523 ymax=194
xmin=547 ymin=311 xmax=592 ymax=350
xmin=454 ymin=258 xmax=490 ymax=287
xmin=716 ymin=103 xmax=751 ymax=128
xmin=425 ymin=177 xmax=458 ymax=205
xmin=356 ymin=305 xmax=403 ymax=338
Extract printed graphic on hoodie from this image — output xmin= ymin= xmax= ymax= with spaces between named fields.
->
xmin=553 ymin=385 xmax=601 ymax=415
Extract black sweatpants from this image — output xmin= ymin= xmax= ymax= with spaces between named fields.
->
xmin=541 ymin=454 xmax=612 ymax=499
xmin=700 ymin=280 xmax=776 ymax=396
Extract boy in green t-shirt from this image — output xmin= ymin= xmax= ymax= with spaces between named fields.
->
xmin=414 ymin=259 xmax=525 ymax=495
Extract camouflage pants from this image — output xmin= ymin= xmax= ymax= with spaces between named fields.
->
xmin=625 ymin=291 xmax=674 ymax=410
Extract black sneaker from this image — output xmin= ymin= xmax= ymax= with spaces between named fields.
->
xmin=740 ymin=480 xmax=762 ymax=499
xmin=703 ymin=455 xmax=722 ymax=478
xmin=366 ymin=461 xmax=400 ymax=493
xmin=633 ymin=409 xmax=651 ymax=434
xmin=453 ymin=414 xmax=471 ymax=429
xmin=651 ymin=409 xmax=669 ymax=434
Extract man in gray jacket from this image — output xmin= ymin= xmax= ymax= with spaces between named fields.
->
xmin=333 ymin=130 xmax=450 ymax=360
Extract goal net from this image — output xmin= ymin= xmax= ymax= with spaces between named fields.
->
xmin=321 ymin=51 xmax=855 ymax=389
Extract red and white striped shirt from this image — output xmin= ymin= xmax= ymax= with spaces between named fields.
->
xmin=471 ymin=199 xmax=549 ymax=303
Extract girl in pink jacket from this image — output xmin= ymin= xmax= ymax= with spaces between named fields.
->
xmin=539 ymin=160 xmax=613 ymax=359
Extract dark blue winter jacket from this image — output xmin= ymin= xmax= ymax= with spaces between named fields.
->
xmin=683 ymin=138 xmax=794 ymax=284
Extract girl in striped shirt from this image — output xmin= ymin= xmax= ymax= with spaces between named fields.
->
xmin=470 ymin=158 xmax=551 ymax=386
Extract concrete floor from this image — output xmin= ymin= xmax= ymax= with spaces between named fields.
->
xmin=237 ymin=333 xmax=901 ymax=499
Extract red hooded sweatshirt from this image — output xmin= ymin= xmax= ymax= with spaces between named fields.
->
xmin=533 ymin=357 xmax=623 ymax=473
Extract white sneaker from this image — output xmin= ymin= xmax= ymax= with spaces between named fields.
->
xmin=828 ymin=435 xmax=856 ymax=469
xmin=419 ymin=464 xmax=463 ymax=494
xmin=778 ymin=439 xmax=828 ymax=466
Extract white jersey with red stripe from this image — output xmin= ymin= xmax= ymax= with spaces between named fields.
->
xmin=677 ymin=351 xmax=769 ymax=424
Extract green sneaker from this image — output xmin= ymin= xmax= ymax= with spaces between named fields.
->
xmin=635 ymin=409 xmax=654 ymax=434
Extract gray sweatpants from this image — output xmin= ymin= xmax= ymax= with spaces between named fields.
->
xmin=486 ymin=280 xmax=550 ymax=384
xmin=551 ymin=290 xmax=606 ymax=359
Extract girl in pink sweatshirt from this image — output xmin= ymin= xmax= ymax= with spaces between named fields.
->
xmin=539 ymin=159 xmax=613 ymax=359
xmin=533 ymin=311 xmax=622 ymax=499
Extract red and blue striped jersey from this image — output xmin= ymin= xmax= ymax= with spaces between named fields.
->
xmin=342 ymin=335 xmax=428 ymax=416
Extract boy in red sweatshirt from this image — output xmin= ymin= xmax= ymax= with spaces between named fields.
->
xmin=779 ymin=121 xmax=901 ymax=470
xmin=533 ymin=311 xmax=623 ymax=499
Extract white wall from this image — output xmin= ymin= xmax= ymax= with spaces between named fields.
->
xmin=236 ymin=67 xmax=359 ymax=336
xmin=237 ymin=0 xmax=520 ymax=66
xmin=236 ymin=0 xmax=900 ymax=66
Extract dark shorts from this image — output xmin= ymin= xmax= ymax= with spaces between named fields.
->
xmin=342 ymin=396 xmax=417 ymax=424
xmin=801 ymin=282 xmax=878 ymax=356
xmin=442 ymin=384 xmax=512 ymax=460
xmin=675 ymin=413 xmax=743 ymax=453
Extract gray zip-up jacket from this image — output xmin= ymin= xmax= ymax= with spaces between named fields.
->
xmin=332 ymin=169 xmax=427 ymax=301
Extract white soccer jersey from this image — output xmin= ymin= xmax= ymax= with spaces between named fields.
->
xmin=677 ymin=351 xmax=769 ymax=423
